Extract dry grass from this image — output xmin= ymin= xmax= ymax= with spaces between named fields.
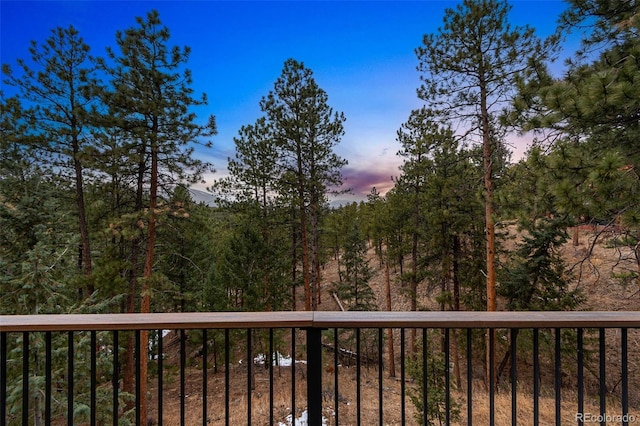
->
xmin=148 ymin=361 xmax=640 ymax=425
xmin=454 ymin=387 xmax=639 ymax=425
xmin=149 ymin=226 xmax=639 ymax=425
xmin=148 ymin=360 xmax=421 ymax=425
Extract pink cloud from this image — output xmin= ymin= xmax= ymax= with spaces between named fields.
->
xmin=336 ymin=165 xmax=399 ymax=199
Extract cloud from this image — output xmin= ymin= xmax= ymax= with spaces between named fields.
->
xmin=338 ymin=163 xmax=400 ymax=199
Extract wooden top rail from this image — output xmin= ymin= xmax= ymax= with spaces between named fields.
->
xmin=2 ymin=311 xmax=640 ymax=333
xmin=312 ymin=311 xmax=640 ymax=328
xmin=0 ymin=312 xmax=313 ymax=332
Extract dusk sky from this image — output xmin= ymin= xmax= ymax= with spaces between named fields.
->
xmin=1 ymin=1 xmax=575 ymax=202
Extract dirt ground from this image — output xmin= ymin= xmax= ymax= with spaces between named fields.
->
xmin=150 ymin=225 xmax=640 ymax=425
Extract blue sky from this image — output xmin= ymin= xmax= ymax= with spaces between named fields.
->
xmin=1 ymin=1 xmax=572 ymax=202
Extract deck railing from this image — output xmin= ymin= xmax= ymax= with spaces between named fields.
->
xmin=1 ymin=311 xmax=640 ymax=425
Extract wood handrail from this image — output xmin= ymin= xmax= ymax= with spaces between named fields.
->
xmin=0 ymin=312 xmax=313 ymax=332
xmin=2 ymin=311 xmax=640 ymax=332
xmin=312 ymin=311 xmax=640 ymax=328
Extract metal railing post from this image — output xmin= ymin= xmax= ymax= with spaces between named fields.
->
xmin=306 ymin=327 xmax=323 ymax=426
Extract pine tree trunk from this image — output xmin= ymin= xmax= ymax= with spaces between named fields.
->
xmin=298 ymin=176 xmax=311 ymax=311
xmin=262 ymin=188 xmax=272 ymax=311
xmin=73 ymin=135 xmax=93 ymax=295
xmin=301 ymin=208 xmax=311 ymax=311
xmin=124 ymin=150 xmax=146 ymax=400
xmin=385 ymin=260 xmax=396 ymax=378
xmin=291 ymin=222 xmax=298 ymax=310
xmin=410 ymin=192 xmax=419 ymax=356
xmin=481 ymin=72 xmax=496 ymax=390
xmin=452 ymin=235 xmax=462 ymax=388
xmin=310 ymin=199 xmax=321 ymax=309
xmin=140 ymin=133 xmax=159 ymax=424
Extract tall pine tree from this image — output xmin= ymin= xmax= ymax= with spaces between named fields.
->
xmin=3 ymin=26 xmax=101 ymax=295
xmin=260 ymin=59 xmax=347 ymax=310
xmin=100 ymin=10 xmax=216 ymax=422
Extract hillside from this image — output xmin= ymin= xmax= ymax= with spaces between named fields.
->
xmin=316 ymin=225 xmax=639 ymax=313
xmin=155 ymin=225 xmax=639 ymax=425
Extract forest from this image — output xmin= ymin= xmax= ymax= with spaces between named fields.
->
xmin=1 ymin=0 xmax=639 ymax=423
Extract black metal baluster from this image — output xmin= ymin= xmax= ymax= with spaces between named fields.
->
xmin=247 ymin=328 xmax=252 ymax=426
xmin=400 ymin=328 xmax=405 ymax=425
xmin=599 ymin=328 xmax=606 ymax=426
xmin=291 ymin=328 xmax=296 ymax=425
xmin=225 ymin=329 xmax=230 ymax=426
xmin=445 ymin=328 xmax=450 ymax=425
xmin=466 ymin=329 xmax=472 ymax=426
xmin=489 ymin=329 xmax=495 ymax=426
xmin=181 ymin=329 xmax=186 ymax=426
xmin=511 ymin=329 xmax=517 ymax=426
xmin=307 ymin=327 xmax=323 ymax=426
xmin=158 ymin=330 xmax=163 ymax=426
xmin=45 ymin=331 xmax=51 ymax=426
xmin=334 ymin=327 xmax=339 ymax=425
xmin=622 ymin=328 xmax=628 ymax=426
xmin=203 ymin=329 xmax=208 ymax=426
xmin=135 ymin=330 xmax=140 ymax=426
xmin=554 ymin=328 xmax=561 ymax=426
xmin=23 ymin=331 xmax=29 ymax=426
xmin=378 ymin=328 xmax=383 ymax=426
xmin=533 ymin=329 xmax=539 ymax=426
xmin=269 ymin=328 xmax=274 ymax=426
xmin=422 ymin=328 xmax=427 ymax=426
xmin=1 ymin=332 xmax=6 ymax=424
xmin=68 ymin=331 xmax=74 ymax=426
xmin=356 ymin=328 xmax=362 ymax=426
xmin=577 ymin=328 xmax=583 ymax=426
xmin=91 ymin=331 xmax=97 ymax=426
xmin=112 ymin=331 xmax=119 ymax=426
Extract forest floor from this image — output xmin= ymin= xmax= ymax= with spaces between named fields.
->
xmin=152 ymin=225 xmax=640 ymax=425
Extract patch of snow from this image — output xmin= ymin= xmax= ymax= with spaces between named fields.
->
xmin=277 ymin=409 xmax=328 ymax=426
xmin=252 ymin=352 xmax=307 ymax=366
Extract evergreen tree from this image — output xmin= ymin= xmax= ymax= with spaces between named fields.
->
xmin=416 ymin=0 xmax=555 ymax=313
xmin=416 ymin=0 xmax=555 ymax=387
xmin=499 ymin=148 xmax=583 ymax=312
xmin=226 ymin=117 xmax=281 ymax=209
xmin=508 ymin=0 xmax=640 ymax=287
xmin=396 ymin=108 xmax=435 ymax=320
xmin=333 ymin=223 xmax=377 ymax=311
xmin=259 ymin=58 xmax=347 ymax=310
xmin=3 ymin=26 xmax=102 ymax=295
xmin=207 ymin=209 xmax=290 ymax=312
xmin=499 ymin=217 xmax=583 ymax=312
xmin=99 ymin=10 xmax=216 ymax=422
xmin=155 ymin=186 xmax=218 ymax=312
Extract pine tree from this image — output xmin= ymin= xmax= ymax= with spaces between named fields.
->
xmin=415 ymin=0 xmax=555 ymax=387
xmin=499 ymin=217 xmax=583 ymax=312
xmin=416 ymin=0 xmax=554 ymax=314
xmin=396 ymin=108 xmax=435 ymax=321
xmin=155 ymin=186 xmax=218 ymax=312
xmin=3 ymin=26 xmax=102 ymax=295
xmin=508 ymin=0 xmax=640 ymax=287
xmin=259 ymin=58 xmax=347 ymax=310
xmin=333 ymin=222 xmax=377 ymax=311
xmin=100 ymin=10 xmax=216 ymax=422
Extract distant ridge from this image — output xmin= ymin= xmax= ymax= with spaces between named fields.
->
xmin=185 ymin=189 xmax=354 ymax=209
xmin=188 ymin=188 xmax=216 ymax=207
